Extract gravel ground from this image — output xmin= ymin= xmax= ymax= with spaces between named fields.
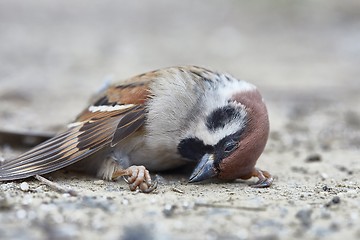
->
xmin=1 ymin=1 xmax=360 ymax=239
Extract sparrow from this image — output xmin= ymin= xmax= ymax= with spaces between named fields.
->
xmin=0 ymin=66 xmax=273 ymax=192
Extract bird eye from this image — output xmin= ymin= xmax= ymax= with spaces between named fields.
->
xmin=224 ymin=141 xmax=237 ymax=153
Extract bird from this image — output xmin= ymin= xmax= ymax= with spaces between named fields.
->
xmin=0 ymin=66 xmax=273 ymax=192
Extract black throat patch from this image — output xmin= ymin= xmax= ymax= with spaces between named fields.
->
xmin=177 ymin=137 xmax=213 ymax=161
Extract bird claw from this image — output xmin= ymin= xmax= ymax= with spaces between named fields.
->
xmin=121 ymin=165 xmax=157 ymax=193
xmin=139 ymin=180 xmax=158 ymax=193
xmin=123 ymin=176 xmax=158 ymax=193
xmin=250 ymin=168 xmax=273 ymax=188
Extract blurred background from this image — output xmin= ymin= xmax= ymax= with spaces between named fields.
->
xmin=0 ymin=0 xmax=359 ymax=139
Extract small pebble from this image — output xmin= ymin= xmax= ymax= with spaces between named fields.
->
xmin=332 ymin=196 xmax=340 ymax=204
xmin=172 ymin=187 xmax=184 ymax=194
xmin=325 ymin=196 xmax=341 ymax=207
xmin=306 ymin=153 xmax=322 ymax=162
xmin=336 ymin=165 xmax=353 ymax=175
xmin=320 ymin=173 xmax=328 ymax=180
xmin=322 ymin=185 xmax=331 ymax=192
xmin=20 ymin=182 xmax=30 ymax=192
xmin=93 ymin=180 xmax=105 ymax=185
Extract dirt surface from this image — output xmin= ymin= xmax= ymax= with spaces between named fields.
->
xmin=1 ymin=1 xmax=360 ymax=239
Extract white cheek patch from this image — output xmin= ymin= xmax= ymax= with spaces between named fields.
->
xmin=193 ymin=123 xmax=234 ymax=146
xmin=193 ymin=114 xmax=247 ymax=146
xmin=88 ymin=104 xmax=135 ymax=113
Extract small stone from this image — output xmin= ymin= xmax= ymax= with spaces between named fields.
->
xmin=322 ymin=185 xmax=331 ymax=192
xmin=332 ymin=196 xmax=340 ymax=204
xmin=171 ymin=187 xmax=184 ymax=194
xmin=93 ymin=180 xmax=105 ymax=185
xmin=20 ymin=182 xmax=30 ymax=192
xmin=320 ymin=173 xmax=328 ymax=180
xmin=325 ymin=196 xmax=341 ymax=207
xmin=336 ymin=165 xmax=353 ymax=175
xmin=306 ymin=153 xmax=322 ymax=162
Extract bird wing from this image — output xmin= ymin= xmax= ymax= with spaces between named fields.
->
xmin=0 ymin=65 xmax=213 ymax=181
xmin=0 ymin=83 xmax=150 ymax=181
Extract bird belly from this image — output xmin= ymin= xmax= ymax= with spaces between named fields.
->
xmin=129 ymin=147 xmax=187 ymax=171
xmin=113 ymin=134 xmax=187 ymax=171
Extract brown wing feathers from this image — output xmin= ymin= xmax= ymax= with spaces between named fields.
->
xmin=0 ymin=126 xmax=88 ymax=180
xmin=0 ymin=71 xmax=154 ymax=181
xmin=111 ymin=106 xmax=145 ymax=146
xmin=0 ymin=105 xmax=145 ymax=181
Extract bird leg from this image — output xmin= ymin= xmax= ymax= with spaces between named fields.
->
xmin=112 ymin=165 xmax=157 ymax=193
xmin=250 ymin=168 xmax=273 ymax=188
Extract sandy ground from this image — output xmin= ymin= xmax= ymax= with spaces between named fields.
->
xmin=1 ymin=1 xmax=360 ymax=239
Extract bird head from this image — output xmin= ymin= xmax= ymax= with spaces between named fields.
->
xmin=178 ymin=81 xmax=269 ymax=183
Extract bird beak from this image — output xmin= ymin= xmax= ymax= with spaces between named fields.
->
xmin=188 ymin=153 xmax=218 ymax=183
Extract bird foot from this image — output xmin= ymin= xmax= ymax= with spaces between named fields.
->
xmin=112 ymin=165 xmax=157 ymax=193
xmin=250 ymin=168 xmax=273 ymax=188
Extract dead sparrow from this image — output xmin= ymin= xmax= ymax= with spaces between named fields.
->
xmin=0 ymin=66 xmax=273 ymax=192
